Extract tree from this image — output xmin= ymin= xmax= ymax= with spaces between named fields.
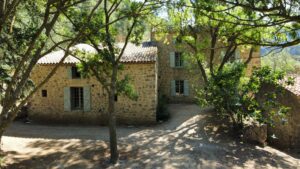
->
xmin=0 ymin=0 xmax=100 ymax=144
xmin=220 ymin=0 xmax=300 ymax=23
xmin=205 ymin=0 xmax=300 ymax=47
xmin=65 ymin=0 xmax=161 ymax=164
xmin=165 ymin=0 xmax=294 ymax=130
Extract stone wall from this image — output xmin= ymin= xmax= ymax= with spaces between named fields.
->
xmin=266 ymin=88 xmax=300 ymax=149
xmin=240 ymin=48 xmax=261 ymax=75
xmin=154 ymin=33 xmax=260 ymax=103
xmin=28 ymin=63 xmax=157 ymax=125
xmin=155 ymin=34 xmax=202 ymax=103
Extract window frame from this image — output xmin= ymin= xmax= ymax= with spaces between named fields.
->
xmin=174 ymin=52 xmax=184 ymax=68
xmin=70 ymin=87 xmax=84 ymax=110
xmin=41 ymin=90 xmax=47 ymax=97
xmin=175 ymin=80 xmax=184 ymax=96
xmin=71 ymin=66 xmax=81 ymax=79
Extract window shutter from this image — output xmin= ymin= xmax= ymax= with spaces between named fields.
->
xmin=67 ymin=66 xmax=72 ymax=79
xmin=184 ymin=80 xmax=189 ymax=96
xmin=235 ymin=50 xmax=241 ymax=59
xmin=64 ymin=87 xmax=71 ymax=111
xmin=171 ymin=80 xmax=176 ymax=96
xmin=182 ymin=53 xmax=188 ymax=68
xmin=220 ymin=51 xmax=225 ymax=59
xmin=169 ymin=52 xmax=175 ymax=67
xmin=83 ymin=86 xmax=91 ymax=112
xmin=183 ymin=59 xmax=189 ymax=68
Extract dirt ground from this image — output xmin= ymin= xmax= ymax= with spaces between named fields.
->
xmin=1 ymin=104 xmax=300 ymax=169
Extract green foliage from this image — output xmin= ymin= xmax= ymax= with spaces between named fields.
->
xmin=165 ymin=0 xmax=296 ymax=131
xmin=262 ymin=50 xmax=300 ymax=74
xmin=0 ymin=65 xmax=11 ymax=99
xmin=116 ymin=75 xmax=138 ymax=101
xmin=75 ymin=48 xmax=139 ymax=101
xmin=71 ymin=0 xmax=158 ymax=104
xmin=197 ymin=62 xmax=293 ymax=128
xmin=0 ymin=0 xmax=78 ymax=105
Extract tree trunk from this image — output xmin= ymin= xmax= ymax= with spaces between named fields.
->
xmin=0 ymin=104 xmax=22 ymax=149
xmin=0 ymin=126 xmax=4 ymax=147
xmin=108 ymin=66 xmax=118 ymax=164
xmin=0 ymin=113 xmax=9 ymax=148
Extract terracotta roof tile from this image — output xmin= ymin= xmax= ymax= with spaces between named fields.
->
xmin=37 ymin=42 xmax=157 ymax=64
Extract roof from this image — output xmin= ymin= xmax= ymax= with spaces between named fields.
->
xmin=284 ymin=75 xmax=300 ymax=96
xmin=37 ymin=42 xmax=157 ymax=64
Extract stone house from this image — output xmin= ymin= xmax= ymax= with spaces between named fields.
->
xmin=155 ymin=33 xmax=261 ymax=103
xmin=28 ymin=35 xmax=260 ymax=124
xmin=29 ymin=43 xmax=158 ymax=125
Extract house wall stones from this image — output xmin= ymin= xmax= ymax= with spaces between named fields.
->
xmin=28 ymin=63 xmax=157 ymax=125
xmin=154 ymin=33 xmax=260 ymax=103
xmin=263 ymin=78 xmax=300 ymax=149
xmin=156 ymin=35 xmax=203 ymax=103
xmin=240 ymin=48 xmax=261 ymax=75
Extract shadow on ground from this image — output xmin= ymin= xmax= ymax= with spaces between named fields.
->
xmin=2 ymin=104 xmax=299 ymax=169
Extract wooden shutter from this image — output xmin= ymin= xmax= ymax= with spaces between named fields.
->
xmin=183 ymin=59 xmax=189 ymax=68
xmin=170 ymin=52 xmax=175 ymax=67
xmin=235 ymin=50 xmax=241 ymax=59
xmin=64 ymin=87 xmax=71 ymax=111
xmin=182 ymin=53 xmax=188 ymax=68
xmin=67 ymin=66 xmax=72 ymax=79
xmin=184 ymin=80 xmax=189 ymax=96
xmin=220 ymin=51 xmax=225 ymax=59
xmin=171 ymin=80 xmax=176 ymax=96
xmin=83 ymin=86 xmax=91 ymax=112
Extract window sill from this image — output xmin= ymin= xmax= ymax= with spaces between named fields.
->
xmin=70 ymin=109 xmax=84 ymax=112
xmin=174 ymin=94 xmax=185 ymax=97
xmin=173 ymin=66 xmax=185 ymax=69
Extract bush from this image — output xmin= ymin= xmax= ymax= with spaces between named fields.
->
xmin=156 ymin=95 xmax=169 ymax=121
xmin=197 ymin=62 xmax=293 ymax=131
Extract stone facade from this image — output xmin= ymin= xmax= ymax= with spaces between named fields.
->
xmin=155 ymin=34 xmax=260 ymax=103
xmin=28 ymin=63 xmax=157 ymax=125
xmin=240 ymin=48 xmax=261 ymax=75
xmin=156 ymin=35 xmax=202 ymax=103
xmin=28 ymin=34 xmax=261 ymax=125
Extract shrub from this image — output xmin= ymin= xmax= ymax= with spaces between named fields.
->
xmin=197 ymin=62 xmax=293 ymax=131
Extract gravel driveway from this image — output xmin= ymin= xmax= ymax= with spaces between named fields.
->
xmin=2 ymin=104 xmax=300 ymax=169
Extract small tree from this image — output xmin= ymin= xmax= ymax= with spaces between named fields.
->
xmin=166 ymin=0 xmax=295 ymax=131
xmin=198 ymin=63 xmax=293 ymax=130
xmin=66 ymin=0 xmax=160 ymax=164
xmin=0 ymin=0 xmax=101 ymax=144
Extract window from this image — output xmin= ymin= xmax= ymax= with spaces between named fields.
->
xmin=175 ymin=52 xmax=183 ymax=67
xmin=70 ymin=87 xmax=83 ymax=110
xmin=171 ymin=80 xmax=189 ymax=96
xmin=220 ymin=51 xmax=225 ymax=59
xmin=71 ymin=66 xmax=81 ymax=79
xmin=114 ymin=94 xmax=118 ymax=102
xmin=42 ymin=90 xmax=47 ymax=97
xmin=175 ymin=80 xmax=184 ymax=95
xmin=234 ymin=50 xmax=240 ymax=59
xmin=172 ymin=37 xmax=182 ymax=44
